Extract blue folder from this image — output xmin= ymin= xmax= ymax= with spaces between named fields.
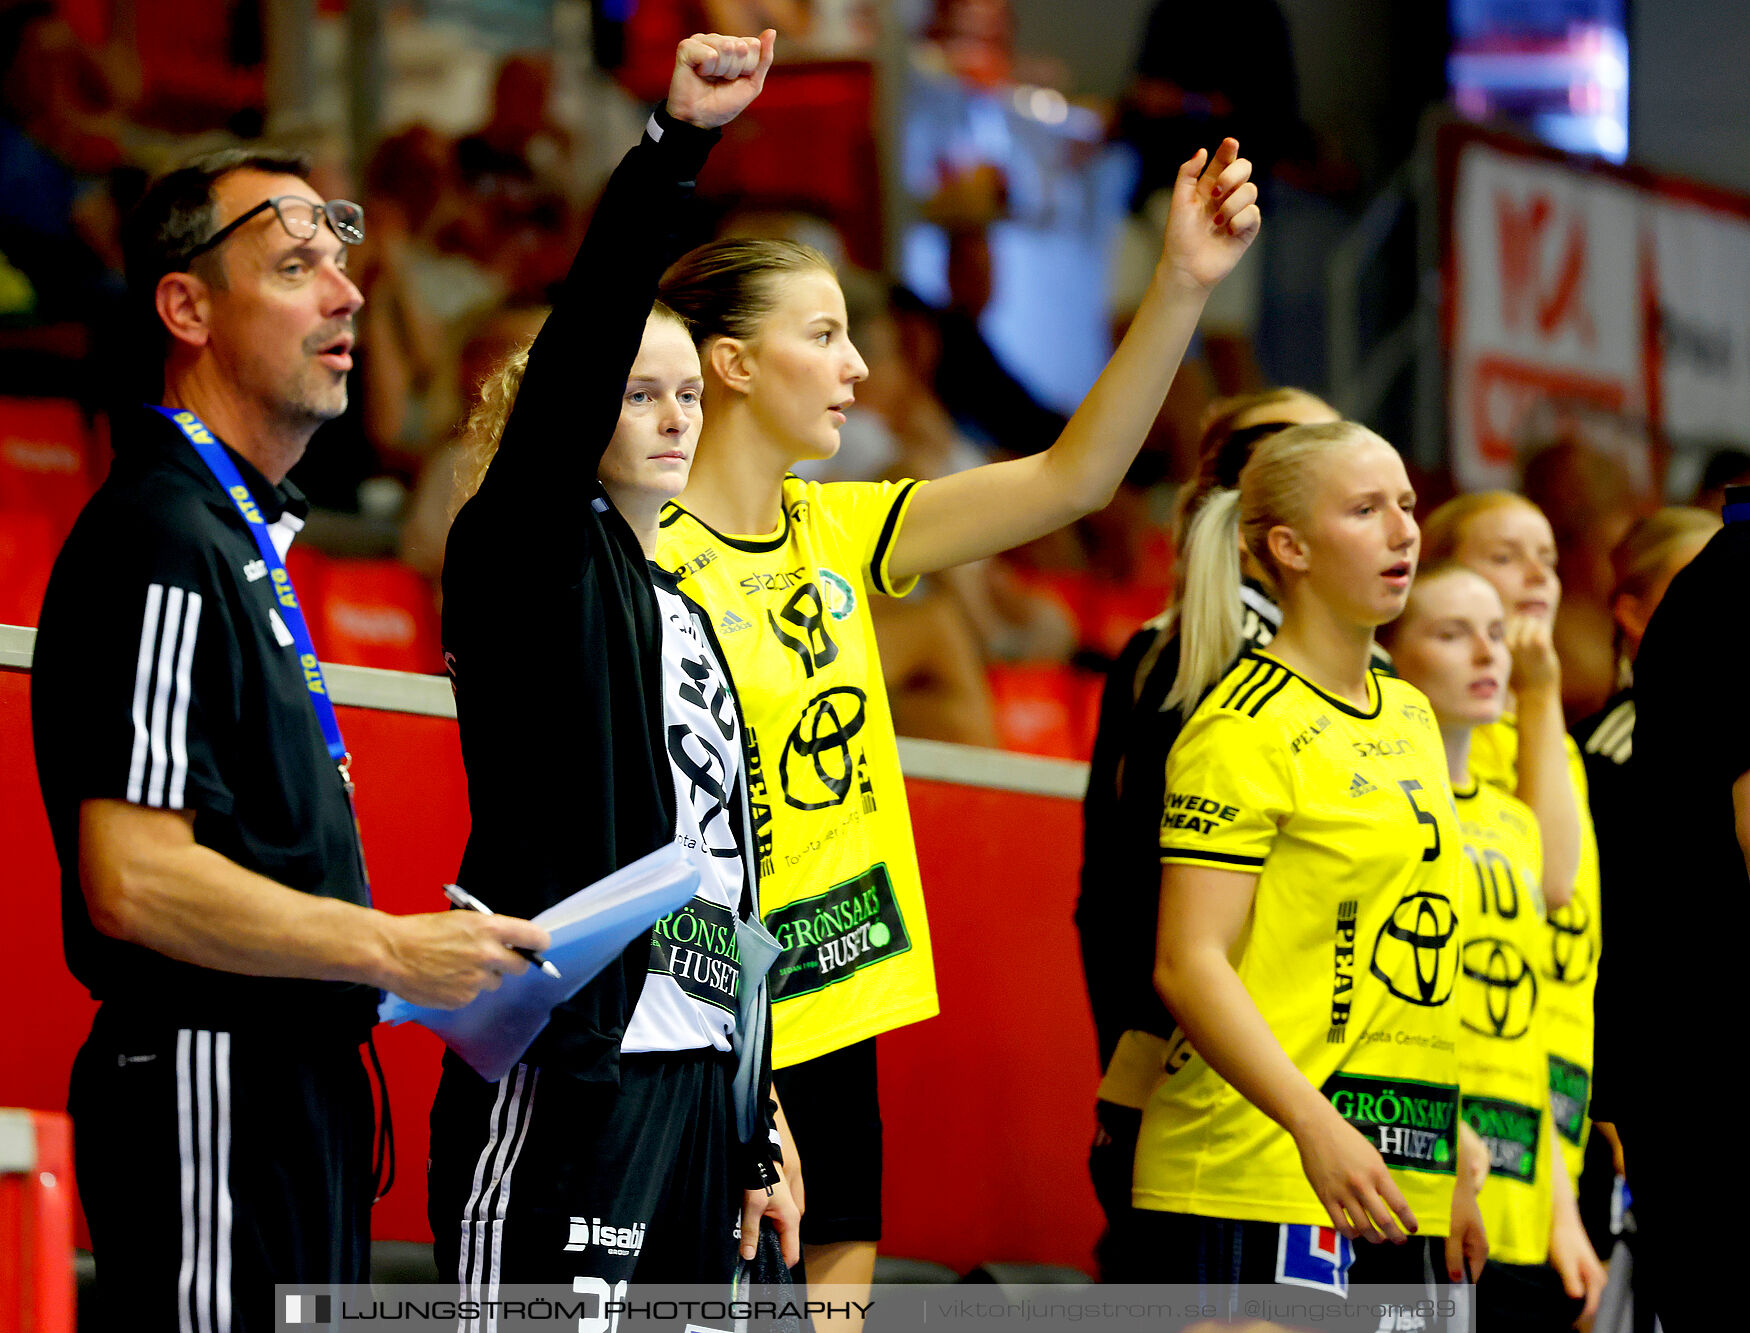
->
xmin=378 ymin=843 xmax=701 ymax=1082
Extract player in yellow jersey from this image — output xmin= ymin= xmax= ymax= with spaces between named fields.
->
xmin=1423 ymin=495 xmax=1604 ymax=1222
xmin=1113 ymin=421 xmax=1486 ymax=1314
xmin=1383 ymin=563 xmax=1606 ymax=1328
xmin=657 ymin=140 xmax=1261 ymax=1308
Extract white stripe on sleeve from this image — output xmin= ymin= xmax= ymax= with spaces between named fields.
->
xmin=167 ymin=592 xmax=203 ymax=809
xmin=146 ymin=586 xmax=186 ymax=807
xmin=127 ymin=583 xmax=166 ymax=804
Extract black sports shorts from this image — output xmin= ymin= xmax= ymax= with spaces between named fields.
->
xmin=771 ymin=1038 xmax=882 ymax=1245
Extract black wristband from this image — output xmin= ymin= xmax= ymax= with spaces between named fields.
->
xmin=647 ymin=103 xmax=722 ymax=182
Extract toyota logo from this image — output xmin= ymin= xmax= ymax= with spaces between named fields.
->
xmin=1460 ymin=937 xmax=1538 ymax=1039
xmin=1544 ymin=897 xmax=1596 ymax=985
xmin=1370 ymin=891 xmax=1459 ymax=1006
xmin=779 ymin=686 xmax=868 ymax=811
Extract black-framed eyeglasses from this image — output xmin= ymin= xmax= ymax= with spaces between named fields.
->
xmin=185 ymin=195 xmax=366 ymax=264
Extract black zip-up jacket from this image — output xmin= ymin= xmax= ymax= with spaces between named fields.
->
xmin=438 ymin=109 xmax=775 ymax=1169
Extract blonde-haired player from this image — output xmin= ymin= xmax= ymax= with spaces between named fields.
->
xmin=1423 ymin=494 xmax=1600 ymax=1210
xmin=1113 ymin=421 xmax=1486 ymax=1309
xmin=1383 ymin=562 xmax=1607 ymax=1327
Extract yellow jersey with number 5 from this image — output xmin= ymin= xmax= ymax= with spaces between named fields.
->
xmin=1134 ymin=652 xmax=1464 ymax=1233
xmin=657 ymin=476 xmax=938 ymax=1067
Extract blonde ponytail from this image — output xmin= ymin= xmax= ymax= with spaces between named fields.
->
xmin=1167 ymin=487 xmax=1244 ymax=718
xmin=1166 ymin=419 xmax=1392 ymax=718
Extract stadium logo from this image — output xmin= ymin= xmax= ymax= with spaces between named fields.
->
xmin=780 ymin=686 xmax=868 ymax=811
xmin=1369 ymin=890 xmax=1458 ymax=1006
xmin=1544 ymin=897 xmax=1596 ymax=984
xmin=819 ymin=567 xmax=857 ymax=620
xmin=1460 ymin=937 xmax=1538 ymax=1039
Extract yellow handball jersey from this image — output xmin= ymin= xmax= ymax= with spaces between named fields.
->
xmin=656 ymin=477 xmax=939 ymax=1067
xmin=1471 ymin=717 xmax=1601 ymax=1181
xmin=1135 ymin=652 xmax=1464 ymax=1232
xmin=1454 ymin=778 xmax=1555 ymax=1266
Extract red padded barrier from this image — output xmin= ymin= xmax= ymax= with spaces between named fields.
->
xmin=986 ymin=663 xmax=1103 ymax=760
xmin=0 ymin=399 xmax=95 ymax=544
xmin=0 ymin=1110 xmax=76 ymax=1333
xmin=0 ymin=513 xmax=58 ymax=628
xmin=0 ymin=668 xmax=1102 ymax=1274
xmin=311 ymin=560 xmax=443 ymax=675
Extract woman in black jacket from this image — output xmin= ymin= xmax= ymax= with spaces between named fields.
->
xmin=426 ymin=30 xmax=798 ymax=1295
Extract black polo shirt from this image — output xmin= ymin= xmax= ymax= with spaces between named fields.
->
xmin=1617 ymin=520 xmax=1749 ymax=1132
xmin=31 ymin=405 xmax=376 ymax=1038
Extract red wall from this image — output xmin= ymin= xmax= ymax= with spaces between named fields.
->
xmin=0 ymin=667 xmax=1103 ymax=1274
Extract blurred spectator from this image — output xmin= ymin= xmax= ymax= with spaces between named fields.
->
xmin=365 ymin=124 xmax=507 ymax=335
xmin=598 ymin=0 xmax=814 ymax=104
xmin=442 ymin=54 xmax=582 ymax=303
xmin=1692 ymin=445 xmax=1750 ymax=514
xmin=400 ymin=304 xmax=549 ymax=582
xmin=873 ymin=582 xmax=999 ymax=747
xmin=288 ymin=136 xmax=440 ymax=525
xmin=0 ymin=0 xmax=137 ymax=390
xmin=1112 ymin=0 xmax=1307 ymax=214
xmin=1521 ymin=438 xmax=1653 ymax=721
xmin=834 ymin=267 xmax=1078 ymax=668
xmin=1108 ymin=0 xmax=1311 ymax=396
xmin=903 ymin=0 xmax=1119 ymax=420
xmin=917 ymin=0 xmax=1066 ymax=93
xmin=893 ymin=238 xmax=1068 ymax=457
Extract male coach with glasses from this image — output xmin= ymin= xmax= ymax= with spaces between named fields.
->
xmin=30 ymin=148 xmax=550 ymax=1330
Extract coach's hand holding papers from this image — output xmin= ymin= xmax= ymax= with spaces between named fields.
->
xmin=379 ymin=843 xmax=702 ymax=1082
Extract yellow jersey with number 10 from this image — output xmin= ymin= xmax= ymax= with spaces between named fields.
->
xmin=657 ymin=476 xmax=938 ymax=1068
xmin=1454 ymin=778 xmax=1555 ymax=1266
xmin=1135 ymin=652 xmax=1464 ymax=1234
xmin=1470 ymin=717 xmax=1600 ymax=1183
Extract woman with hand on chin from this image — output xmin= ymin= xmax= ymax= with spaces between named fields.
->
xmin=1382 ymin=563 xmax=1607 ymax=1329
xmin=655 ymin=137 xmax=1260 ymax=1314
xmin=426 ymin=31 xmax=798 ymax=1295
xmin=1115 ymin=422 xmax=1486 ymax=1313
xmin=1422 ymin=493 xmax=1600 ymax=1271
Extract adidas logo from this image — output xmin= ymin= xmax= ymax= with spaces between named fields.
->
xmin=1348 ymin=773 xmax=1377 ymax=798
xmin=719 ymin=610 xmax=754 ymax=635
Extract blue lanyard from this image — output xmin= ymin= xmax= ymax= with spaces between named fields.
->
xmin=151 ymin=405 xmax=351 ymax=779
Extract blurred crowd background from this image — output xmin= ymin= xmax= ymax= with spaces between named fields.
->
xmin=5 ymin=0 xmax=1750 ymax=752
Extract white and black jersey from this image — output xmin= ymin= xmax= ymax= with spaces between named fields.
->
xmin=622 ymin=575 xmax=750 ymax=1054
xmin=31 ymin=406 xmax=375 ymax=1036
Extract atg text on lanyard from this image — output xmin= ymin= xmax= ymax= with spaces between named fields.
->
xmin=151 ymin=405 xmax=353 ymax=791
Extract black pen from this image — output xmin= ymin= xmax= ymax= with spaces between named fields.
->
xmin=442 ymin=883 xmax=562 ymax=980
